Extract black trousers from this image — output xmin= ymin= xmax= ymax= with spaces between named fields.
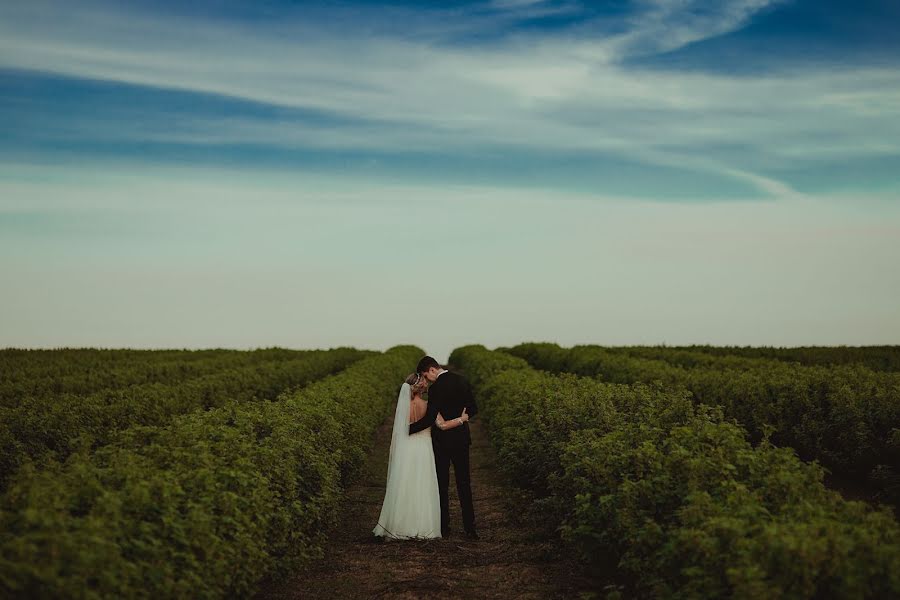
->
xmin=433 ymin=438 xmax=476 ymax=536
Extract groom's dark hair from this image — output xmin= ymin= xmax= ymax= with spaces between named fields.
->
xmin=416 ymin=356 xmax=441 ymax=374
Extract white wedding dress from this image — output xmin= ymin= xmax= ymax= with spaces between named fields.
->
xmin=373 ymin=382 xmax=442 ymax=540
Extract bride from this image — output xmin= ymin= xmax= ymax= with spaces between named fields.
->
xmin=373 ymin=372 xmax=469 ymax=540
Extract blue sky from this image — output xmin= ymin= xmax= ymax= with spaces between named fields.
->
xmin=1 ymin=0 xmax=899 ymax=359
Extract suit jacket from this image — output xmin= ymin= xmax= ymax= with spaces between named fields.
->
xmin=408 ymin=370 xmax=479 ymax=449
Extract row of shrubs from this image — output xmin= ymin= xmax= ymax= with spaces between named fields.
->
xmin=631 ymin=344 xmax=900 ymax=372
xmin=503 ymin=343 xmax=900 ymax=509
xmin=0 ymin=348 xmax=371 ymax=491
xmin=451 ymin=345 xmax=900 ymax=599
xmin=0 ymin=348 xmax=319 ymax=408
xmin=0 ymin=345 xmax=421 ymax=599
xmin=609 ymin=343 xmax=899 ymax=375
xmin=612 ymin=346 xmax=802 ymax=371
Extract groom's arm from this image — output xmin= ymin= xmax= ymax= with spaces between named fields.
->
xmin=461 ymin=376 xmax=479 ymax=420
xmin=409 ymin=393 xmax=440 ymax=435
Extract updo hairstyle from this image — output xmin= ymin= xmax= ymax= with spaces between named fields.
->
xmin=405 ymin=372 xmax=428 ymax=397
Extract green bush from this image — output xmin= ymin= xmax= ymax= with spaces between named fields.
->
xmin=0 ymin=345 xmax=422 ymax=599
xmin=452 ymin=345 xmax=900 ymax=599
xmin=0 ymin=348 xmax=370 ymax=491
xmin=0 ymin=348 xmax=310 ymax=408
xmin=506 ymin=343 xmax=900 ymax=509
xmin=650 ymin=344 xmax=900 ymax=372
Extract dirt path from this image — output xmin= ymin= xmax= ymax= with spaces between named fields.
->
xmin=256 ymin=418 xmax=589 ymax=599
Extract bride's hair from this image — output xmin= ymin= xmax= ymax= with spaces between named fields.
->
xmin=405 ymin=372 xmax=428 ymax=397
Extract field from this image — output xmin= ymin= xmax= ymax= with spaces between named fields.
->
xmin=1 ymin=344 xmax=899 ymax=599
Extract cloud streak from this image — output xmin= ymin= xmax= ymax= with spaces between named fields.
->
xmin=0 ymin=0 xmax=899 ymax=200
xmin=611 ymin=0 xmax=788 ymax=57
xmin=1 ymin=1 xmax=898 ymax=352
xmin=3 ymin=165 xmax=899 ymax=358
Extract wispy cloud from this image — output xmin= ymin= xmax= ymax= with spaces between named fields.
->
xmin=610 ymin=0 xmax=788 ymax=57
xmin=3 ymin=163 xmax=899 ymax=356
xmin=490 ymin=0 xmax=551 ymax=8
xmin=1 ymin=1 xmax=898 ymax=351
xmin=0 ymin=0 xmax=898 ymax=199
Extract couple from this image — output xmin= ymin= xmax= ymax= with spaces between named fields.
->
xmin=373 ymin=356 xmax=479 ymax=541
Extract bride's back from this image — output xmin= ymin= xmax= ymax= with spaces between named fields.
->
xmin=409 ymin=396 xmax=428 ymax=424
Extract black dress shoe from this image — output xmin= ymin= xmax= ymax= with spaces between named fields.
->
xmin=465 ymin=530 xmax=479 ymax=540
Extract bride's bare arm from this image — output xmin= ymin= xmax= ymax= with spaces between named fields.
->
xmin=435 ymin=409 xmax=469 ymax=430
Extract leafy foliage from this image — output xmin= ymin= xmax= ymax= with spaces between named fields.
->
xmin=621 ymin=344 xmax=900 ymax=372
xmin=0 ymin=348 xmax=371 ymax=491
xmin=0 ymin=348 xmax=315 ymax=408
xmin=451 ymin=345 xmax=900 ymax=599
xmin=0 ymin=346 xmax=422 ymax=599
xmin=504 ymin=343 xmax=900 ymax=509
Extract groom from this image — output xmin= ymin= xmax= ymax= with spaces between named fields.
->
xmin=409 ymin=356 xmax=479 ymax=540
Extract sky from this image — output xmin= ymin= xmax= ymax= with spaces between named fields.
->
xmin=1 ymin=0 xmax=899 ymax=361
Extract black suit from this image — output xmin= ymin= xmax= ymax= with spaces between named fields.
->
xmin=409 ymin=370 xmax=478 ymax=536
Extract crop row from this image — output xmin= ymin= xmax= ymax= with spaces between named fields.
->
xmin=0 ymin=348 xmax=317 ymax=408
xmin=503 ymin=343 xmax=900 ymax=509
xmin=606 ymin=344 xmax=900 ymax=374
xmin=0 ymin=348 xmax=371 ymax=492
xmin=0 ymin=345 xmax=422 ymax=599
xmin=629 ymin=345 xmax=900 ymax=372
xmin=451 ymin=345 xmax=900 ymax=599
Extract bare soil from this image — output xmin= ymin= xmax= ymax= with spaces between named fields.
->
xmin=256 ymin=418 xmax=594 ymax=599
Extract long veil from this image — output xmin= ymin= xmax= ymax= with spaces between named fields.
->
xmin=384 ymin=382 xmax=411 ymax=489
xmin=373 ymin=382 xmax=411 ymax=537
xmin=374 ymin=380 xmax=441 ymax=539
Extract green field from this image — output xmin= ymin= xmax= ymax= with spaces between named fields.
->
xmin=1 ymin=344 xmax=899 ymax=599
